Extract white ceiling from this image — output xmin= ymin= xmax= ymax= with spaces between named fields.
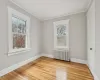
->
xmin=11 ymin=0 xmax=91 ymax=20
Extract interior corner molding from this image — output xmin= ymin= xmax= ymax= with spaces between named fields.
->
xmin=9 ymin=0 xmax=92 ymax=21
xmin=9 ymin=0 xmax=42 ymax=21
xmin=9 ymin=0 xmax=86 ymax=21
xmin=85 ymin=0 xmax=93 ymax=12
xmin=43 ymin=10 xmax=86 ymax=21
xmin=0 ymin=54 xmax=41 ymax=77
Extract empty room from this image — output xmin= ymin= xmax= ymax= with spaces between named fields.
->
xmin=0 ymin=0 xmax=100 ymax=80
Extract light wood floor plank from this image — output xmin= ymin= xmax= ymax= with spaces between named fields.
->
xmin=0 ymin=57 xmax=94 ymax=80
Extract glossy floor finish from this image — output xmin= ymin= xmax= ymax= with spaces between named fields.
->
xmin=0 ymin=57 xmax=94 ymax=80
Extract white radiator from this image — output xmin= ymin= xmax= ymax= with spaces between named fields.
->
xmin=54 ymin=49 xmax=70 ymax=61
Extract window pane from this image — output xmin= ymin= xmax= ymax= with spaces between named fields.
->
xmin=13 ymin=34 xmax=17 ymax=49
xmin=56 ymin=24 xmax=67 ymax=47
xmin=57 ymin=25 xmax=66 ymax=36
xmin=12 ymin=16 xmax=18 ymax=33
xmin=57 ymin=36 xmax=67 ymax=47
xmin=12 ymin=15 xmax=26 ymax=34
xmin=13 ymin=34 xmax=26 ymax=49
xmin=18 ymin=19 xmax=26 ymax=34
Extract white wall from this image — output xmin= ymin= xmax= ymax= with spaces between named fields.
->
xmin=0 ymin=0 xmax=42 ymax=71
xmin=95 ymin=0 xmax=100 ymax=79
xmin=87 ymin=0 xmax=95 ymax=75
xmin=87 ymin=0 xmax=100 ymax=79
xmin=42 ymin=12 xmax=87 ymax=60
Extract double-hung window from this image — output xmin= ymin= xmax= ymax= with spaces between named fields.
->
xmin=8 ymin=7 xmax=31 ymax=55
xmin=54 ymin=20 xmax=69 ymax=49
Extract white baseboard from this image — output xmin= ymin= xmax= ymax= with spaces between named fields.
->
xmin=0 ymin=53 xmax=89 ymax=77
xmin=42 ymin=53 xmax=99 ymax=80
xmin=0 ymin=54 xmax=41 ymax=77
xmin=92 ymin=71 xmax=99 ymax=80
xmin=87 ymin=64 xmax=99 ymax=80
xmin=41 ymin=53 xmax=54 ymax=58
xmin=41 ymin=53 xmax=87 ymax=64
xmin=94 ymin=74 xmax=99 ymax=80
xmin=71 ymin=58 xmax=87 ymax=64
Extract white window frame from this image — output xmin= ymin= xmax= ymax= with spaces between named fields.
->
xmin=53 ymin=20 xmax=69 ymax=50
xmin=8 ymin=7 xmax=31 ymax=56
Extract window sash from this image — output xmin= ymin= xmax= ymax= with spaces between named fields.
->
xmin=54 ymin=20 xmax=69 ymax=49
xmin=8 ymin=7 xmax=31 ymax=56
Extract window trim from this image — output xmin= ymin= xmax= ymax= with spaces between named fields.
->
xmin=8 ymin=7 xmax=31 ymax=56
xmin=53 ymin=20 xmax=69 ymax=50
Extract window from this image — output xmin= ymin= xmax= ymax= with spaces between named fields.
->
xmin=8 ymin=7 xmax=31 ymax=55
xmin=54 ymin=20 xmax=69 ymax=49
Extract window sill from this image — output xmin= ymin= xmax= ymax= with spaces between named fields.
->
xmin=8 ymin=48 xmax=31 ymax=56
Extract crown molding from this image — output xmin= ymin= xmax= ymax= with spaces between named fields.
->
xmin=85 ymin=0 xmax=93 ymax=12
xmin=43 ymin=0 xmax=93 ymax=21
xmin=43 ymin=10 xmax=86 ymax=21
xmin=9 ymin=0 xmax=42 ymax=21
xmin=9 ymin=0 xmax=92 ymax=21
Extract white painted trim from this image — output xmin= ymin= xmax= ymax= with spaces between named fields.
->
xmin=87 ymin=64 xmax=99 ymax=80
xmin=8 ymin=48 xmax=31 ymax=56
xmin=94 ymin=74 xmax=99 ymax=80
xmin=0 ymin=53 xmax=92 ymax=78
xmin=9 ymin=0 xmax=87 ymax=21
xmin=9 ymin=0 xmax=42 ymax=21
xmin=41 ymin=53 xmax=54 ymax=58
xmin=0 ymin=54 xmax=41 ymax=77
xmin=85 ymin=0 xmax=93 ymax=12
xmin=89 ymin=68 xmax=99 ymax=80
xmin=71 ymin=58 xmax=87 ymax=64
xmin=8 ymin=7 xmax=31 ymax=56
xmin=53 ymin=20 xmax=70 ymax=50
xmin=41 ymin=53 xmax=87 ymax=64
xmin=1 ymin=52 xmax=98 ymax=80
xmin=44 ymin=10 xmax=86 ymax=21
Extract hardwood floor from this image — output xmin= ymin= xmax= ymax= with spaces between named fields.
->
xmin=0 ymin=57 xmax=94 ymax=80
